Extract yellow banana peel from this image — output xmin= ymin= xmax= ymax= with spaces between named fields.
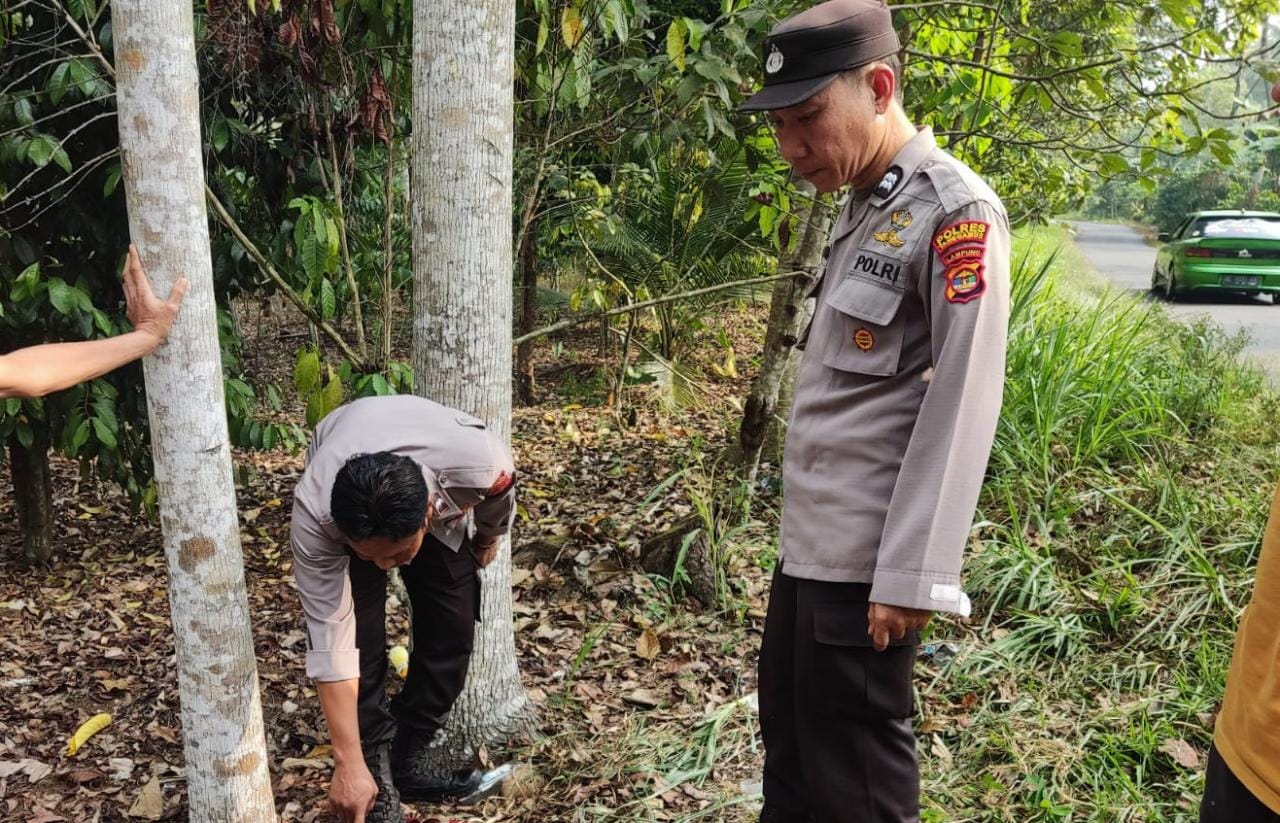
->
xmin=66 ymin=713 xmax=112 ymax=756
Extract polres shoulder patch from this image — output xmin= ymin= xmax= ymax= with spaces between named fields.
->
xmin=486 ymin=470 xmax=516 ymax=498
xmin=933 ymin=218 xmax=991 ymax=304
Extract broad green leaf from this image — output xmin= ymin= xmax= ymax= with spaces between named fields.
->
xmin=320 ymin=373 xmax=344 ymax=417
xmin=211 ymin=119 xmax=230 ymax=152
xmin=294 ymin=348 xmax=321 ymax=396
xmin=70 ymin=419 xmax=90 ymax=453
xmin=92 ymin=417 xmax=117 ymax=450
xmin=16 ymin=422 xmax=33 ymax=449
xmin=684 ymin=18 xmax=708 ymax=51
xmin=27 ymin=135 xmax=57 ymax=168
xmin=320 ymin=278 xmax=337 ymax=319
xmin=535 ymin=12 xmax=549 ymax=54
xmin=103 ymin=165 xmax=121 ymax=197
xmin=48 ymin=279 xmax=76 ymax=315
xmin=13 ymin=98 xmax=33 ymax=126
xmin=48 ymin=63 xmax=71 ymax=104
xmin=667 ymin=19 xmax=687 ymax=72
xmin=52 ymin=146 xmax=71 ymax=174
xmin=300 ymin=229 xmax=324 ymax=280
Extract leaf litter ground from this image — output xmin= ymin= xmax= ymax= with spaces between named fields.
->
xmin=0 ymin=304 xmax=793 ymax=822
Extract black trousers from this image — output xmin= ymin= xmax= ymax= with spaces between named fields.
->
xmin=1201 ymin=744 xmax=1280 ymax=822
xmin=349 ymin=534 xmax=480 ymax=748
xmin=759 ymin=567 xmax=920 ymax=823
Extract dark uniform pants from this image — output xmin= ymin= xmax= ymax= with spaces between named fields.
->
xmin=759 ymin=567 xmax=920 ymax=823
xmin=348 ymin=533 xmax=480 ymax=748
xmin=1201 ymin=744 xmax=1280 ymax=822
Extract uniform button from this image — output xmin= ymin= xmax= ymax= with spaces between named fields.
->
xmin=439 ymin=474 xmax=448 ymax=484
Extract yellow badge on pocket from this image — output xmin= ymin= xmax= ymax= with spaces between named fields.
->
xmin=872 ymin=210 xmax=913 ymax=248
xmin=853 ymin=328 xmax=876 ymax=351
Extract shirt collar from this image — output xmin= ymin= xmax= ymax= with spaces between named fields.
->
xmin=866 ymin=126 xmax=937 ymax=208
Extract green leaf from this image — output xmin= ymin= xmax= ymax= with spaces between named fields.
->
xmin=320 ymin=278 xmax=337 ymax=319
xmin=70 ymin=419 xmax=90 ymax=453
xmin=210 ymin=118 xmax=230 ymax=152
xmin=48 ymin=62 xmax=71 ymax=105
xmin=16 ymin=422 xmax=33 ymax=449
xmin=52 ymin=146 xmax=71 ymax=174
xmin=321 ymin=373 xmax=344 ymax=417
xmin=305 ymin=392 xmax=324 ymax=428
xmin=91 ymin=417 xmax=117 ymax=450
xmin=13 ymin=98 xmax=33 ymax=126
xmin=26 ymin=135 xmax=57 ymax=168
xmin=300 ymin=228 xmax=324 ymax=280
xmin=535 ymin=11 xmax=549 ymax=53
xmin=48 ymin=279 xmax=76 ymax=315
xmin=103 ymin=165 xmax=121 ymax=197
xmin=294 ymin=348 xmax=321 ymax=396
xmin=67 ymin=59 xmax=95 ymax=97
xmin=683 ymin=18 xmax=708 ymax=51
xmin=667 ymin=19 xmax=687 ymax=71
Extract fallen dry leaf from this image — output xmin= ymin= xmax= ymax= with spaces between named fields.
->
xmin=128 ymin=775 xmax=164 ymax=820
xmin=0 ymin=758 xmax=52 ymax=783
xmin=636 ymin=628 xmax=661 ymax=661
xmin=1160 ymin=738 xmax=1201 ymax=769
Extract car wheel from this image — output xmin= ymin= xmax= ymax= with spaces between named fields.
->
xmin=1272 ymin=293 xmax=1280 ymax=306
xmin=1164 ymin=269 xmax=1178 ymax=302
xmin=1150 ymin=264 xmax=1163 ymax=296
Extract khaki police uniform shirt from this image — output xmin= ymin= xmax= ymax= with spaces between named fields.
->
xmin=781 ymin=127 xmax=1009 ymax=616
xmin=290 ymin=394 xmax=516 ymax=681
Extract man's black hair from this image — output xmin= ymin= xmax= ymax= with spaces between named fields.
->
xmin=330 ymin=452 xmax=428 ymax=541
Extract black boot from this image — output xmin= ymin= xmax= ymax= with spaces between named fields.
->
xmin=390 ymin=728 xmax=485 ymax=803
xmin=363 ymin=744 xmax=405 ymax=823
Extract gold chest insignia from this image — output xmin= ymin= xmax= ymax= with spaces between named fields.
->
xmin=872 ymin=209 xmax=913 ymax=248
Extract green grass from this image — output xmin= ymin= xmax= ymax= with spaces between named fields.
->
xmin=916 ymin=225 xmax=1280 ymax=820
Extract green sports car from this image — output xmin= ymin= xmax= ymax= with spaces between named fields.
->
xmin=1151 ymin=210 xmax=1280 ymax=303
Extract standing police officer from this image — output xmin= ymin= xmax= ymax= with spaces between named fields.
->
xmin=741 ymin=1 xmax=1010 ymax=820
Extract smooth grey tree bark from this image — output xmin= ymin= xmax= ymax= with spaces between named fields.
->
xmin=114 ymin=1 xmax=276 ymax=818
xmin=410 ymin=0 xmax=532 ymax=767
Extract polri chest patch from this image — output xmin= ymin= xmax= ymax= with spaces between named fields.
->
xmin=849 ymin=249 xmax=905 ymax=286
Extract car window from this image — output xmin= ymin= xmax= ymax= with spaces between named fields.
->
xmin=1173 ymin=218 xmax=1193 ymax=239
xmin=1195 ymin=217 xmax=1280 ymax=239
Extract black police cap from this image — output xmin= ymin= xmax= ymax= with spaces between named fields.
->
xmin=741 ymin=0 xmax=899 ymax=112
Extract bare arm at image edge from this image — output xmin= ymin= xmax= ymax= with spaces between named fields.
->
xmin=0 ymin=246 xmax=188 ymax=399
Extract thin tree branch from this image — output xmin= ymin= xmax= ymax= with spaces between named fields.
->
xmin=205 ymin=186 xmax=369 ymax=369
xmin=513 ymin=270 xmax=806 ymax=346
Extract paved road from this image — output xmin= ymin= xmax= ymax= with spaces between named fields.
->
xmin=1072 ymin=220 xmax=1280 ymax=382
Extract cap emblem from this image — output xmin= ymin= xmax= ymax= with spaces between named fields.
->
xmin=765 ymin=45 xmax=784 ymax=74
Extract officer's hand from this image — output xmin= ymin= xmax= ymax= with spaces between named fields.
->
xmin=867 ymin=603 xmax=932 ymax=652
xmin=123 ymin=245 xmax=188 ymax=347
xmin=329 ymin=760 xmax=377 ymax=822
xmin=472 ymin=535 xmax=500 ymax=568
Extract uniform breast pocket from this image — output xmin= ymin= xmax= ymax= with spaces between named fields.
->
xmin=820 ymin=275 xmax=906 ymax=377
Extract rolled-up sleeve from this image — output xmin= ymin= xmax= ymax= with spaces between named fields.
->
xmin=870 ymin=200 xmax=1010 ymax=616
xmin=472 ymin=442 xmax=517 ymax=538
xmin=290 ymin=504 xmax=360 ymax=681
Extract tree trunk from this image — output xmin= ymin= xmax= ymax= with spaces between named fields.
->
xmin=515 ymin=205 xmax=540 ymax=405
xmin=738 ymin=184 xmax=832 ymax=484
xmin=769 ymin=306 xmax=813 ymax=462
xmin=9 ymin=430 xmax=53 ymax=564
xmin=411 ymin=0 xmax=531 ymax=768
xmin=113 ymin=2 xmax=276 ymax=819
